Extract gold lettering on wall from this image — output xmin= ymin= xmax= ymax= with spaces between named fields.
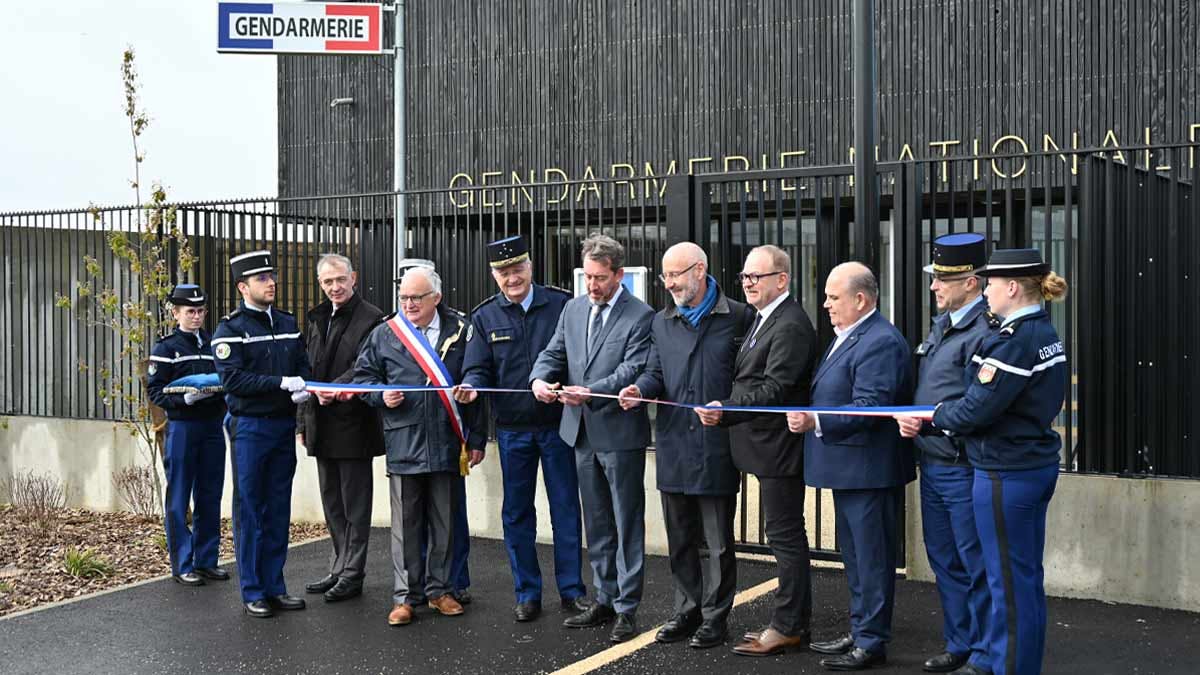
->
xmin=779 ymin=150 xmax=807 ymax=192
xmin=642 ymin=160 xmax=678 ymax=199
xmin=1100 ymin=129 xmax=1126 ymax=164
xmin=449 ymin=172 xmax=474 ymax=208
xmin=480 ymin=171 xmax=503 ymax=207
xmin=543 ymin=168 xmax=570 ymax=204
xmin=575 ymin=165 xmax=601 ymax=203
xmin=990 ymin=135 xmax=1029 ymax=178
xmin=687 ymin=157 xmax=714 ymax=175
xmin=929 ymin=140 xmax=961 ymax=183
xmin=610 ymin=163 xmax=637 ymax=199
xmin=1041 ymin=133 xmax=1079 ymax=176
xmin=509 ymin=170 xmax=535 ymax=206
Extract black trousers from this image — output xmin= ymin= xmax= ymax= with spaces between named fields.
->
xmin=316 ymin=457 xmax=374 ymax=581
xmin=759 ymin=475 xmax=813 ymax=635
xmin=661 ymin=492 xmax=737 ymax=625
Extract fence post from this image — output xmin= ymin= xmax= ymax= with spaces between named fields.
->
xmin=664 ymin=174 xmax=694 ymax=246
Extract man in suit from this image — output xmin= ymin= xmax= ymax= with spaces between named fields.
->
xmin=353 ymin=266 xmax=487 ymax=627
xmin=297 ymin=253 xmax=386 ymax=602
xmin=787 ymin=261 xmax=915 ymax=671
xmin=696 ymin=244 xmax=818 ymax=657
xmin=530 ymin=233 xmax=654 ymax=643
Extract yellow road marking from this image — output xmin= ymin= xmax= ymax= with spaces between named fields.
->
xmin=548 ymin=576 xmax=781 ymax=675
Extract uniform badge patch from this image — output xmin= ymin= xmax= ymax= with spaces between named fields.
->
xmin=215 ymin=343 xmax=231 ymax=360
xmin=978 ymin=363 xmax=997 ymax=384
xmin=147 ymin=364 xmax=157 ymax=376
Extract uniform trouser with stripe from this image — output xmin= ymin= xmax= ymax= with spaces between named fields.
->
xmin=920 ymin=461 xmax=991 ymax=669
xmin=497 ymin=428 xmax=585 ymax=605
xmin=163 ymin=417 xmax=226 ymax=576
xmin=973 ymin=464 xmax=1058 ymax=675
xmin=226 ymin=415 xmax=297 ymax=603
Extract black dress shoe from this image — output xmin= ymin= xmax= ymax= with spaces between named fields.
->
xmin=811 ymin=634 xmax=856 ymax=655
xmin=949 ymin=664 xmax=992 ymax=675
xmin=173 ymin=572 xmax=205 ymax=586
xmin=266 ymin=594 xmax=306 ymax=611
xmin=305 ymin=574 xmax=338 ymax=594
xmin=323 ymin=578 xmax=362 ymax=602
xmin=925 ymin=651 xmax=970 ymax=672
xmin=688 ymin=621 xmax=727 ymax=649
xmin=820 ymin=646 xmax=886 ymax=671
xmin=453 ymin=589 xmax=472 ymax=605
xmin=610 ymin=613 xmax=638 ymax=643
xmin=194 ymin=567 xmax=229 ymax=581
xmin=514 ymin=601 xmax=542 ymax=622
xmin=243 ymin=600 xmax=274 ymax=618
xmin=655 ymin=612 xmax=702 ymax=643
xmin=563 ymin=602 xmax=615 ymax=628
xmin=561 ymin=596 xmax=592 ymax=613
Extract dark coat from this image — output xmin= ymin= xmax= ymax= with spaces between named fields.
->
xmin=804 ymin=311 xmax=916 ymax=489
xmin=353 ymin=305 xmax=487 ymax=475
xmin=212 ymin=304 xmax=311 ymax=418
xmin=297 ymin=292 xmax=387 ymax=459
xmin=635 ymin=288 xmax=753 ymax=495
xmin=721 ymin=296 xmax=818 ymax=478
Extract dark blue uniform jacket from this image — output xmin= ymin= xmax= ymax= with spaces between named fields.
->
xmin=212 ymin=304 xmax=311 ymax=418
xmin=146 ymin=328 xmax=226 ymax=421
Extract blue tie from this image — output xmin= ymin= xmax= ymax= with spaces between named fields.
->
xmin=588 ymin=303 xmax=608 ymax=351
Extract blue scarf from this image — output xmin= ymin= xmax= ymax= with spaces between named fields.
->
xmin=677 ymin=276 xmax=720 ymax=327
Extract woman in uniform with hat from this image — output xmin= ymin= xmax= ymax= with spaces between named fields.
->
xmin=898 ymin=248 xmax=1068 ymax=675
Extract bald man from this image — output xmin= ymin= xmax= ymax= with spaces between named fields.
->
xmin=619 ymin=242 xmax=753 ymax=649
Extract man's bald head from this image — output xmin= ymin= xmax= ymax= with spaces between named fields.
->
xmin=823 ymin=261 xmax=878 ymax=329
xmin=661 ymin=241 xmax=709 ymax=307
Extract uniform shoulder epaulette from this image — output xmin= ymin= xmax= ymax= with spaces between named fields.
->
xmin=471 ymin=295 xmax=498 ymax=314
xmin=444 ymin=306 xmax=466 ymax=319
xmin=222 ymin=309 xmax=242 ymax=321
xmin=985 ymin=311 xmax=1002 ymax=329
xmin=274 ymin=307 xmax=294 ymax=316
xmin=545 ymin=285 xmax=572 ymax=297
xmin=999 ymin=321 xmax=1019 ymax=337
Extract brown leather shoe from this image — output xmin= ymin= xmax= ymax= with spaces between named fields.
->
xmin=731 ymin=627 xmax=810 ymax=657
xmin=428 ymin=594 xmax=465 ymax=616
xmin=387 ymin=603 xmax=414 ymax=626
xmin=741 ymin=626 xmax=771 ymax=643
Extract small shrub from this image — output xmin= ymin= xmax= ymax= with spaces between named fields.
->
xmin=6 ymin=470 xmax=67 ymax=536
xmin=62 ymin=547 xmax=114 ymax=579
xmin=112 ymin=465 xmax=160 ymax=519
xmin=152 ymin=533 xmax=168 ymax=553
xmin=0 ymin=580 xmax=12 ymax=594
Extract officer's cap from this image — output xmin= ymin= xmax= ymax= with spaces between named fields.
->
xmin=230 ymin=250 xmax=274 ymax=279
xmin=923 ymin=233 xmax=986 ymax=276
xmin=975 ymin=248 xmax=1051 ymax=277
xmin=169 ymin=283 xmax=207 ymax=307
xmin=487 ymin=235 xmax=530 ymax=269
xmin=394 ymin=258 xmax=436 ymax=285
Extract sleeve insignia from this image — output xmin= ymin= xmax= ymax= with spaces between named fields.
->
xmin=977 ymin=363 xmax=997 ymax=384
xmin=215 ymin=343 xmax=232 ymax=360
xmin=147 ymin=364 xmax=157 ymax=376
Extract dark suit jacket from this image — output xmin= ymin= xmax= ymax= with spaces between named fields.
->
xmin=720 ymin=296 xmax=818 ymax=478
xmin=804 ymin=310 xmax=916 ymax=489
xmin=297 ymin=293 xmax=387 ymax=459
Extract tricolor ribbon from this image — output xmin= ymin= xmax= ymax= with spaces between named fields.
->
xmin=382 ymin=313 xmax=468 ymax=444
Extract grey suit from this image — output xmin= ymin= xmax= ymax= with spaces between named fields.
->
xmin=530 ymin=287 xmax=653 ymax=614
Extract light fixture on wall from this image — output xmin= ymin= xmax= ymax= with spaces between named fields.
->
xmin=329 ymin=97 xmax=355 ymax=108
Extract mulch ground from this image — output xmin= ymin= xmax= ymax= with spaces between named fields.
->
xmin=0 ymin=504 xmax=327 ymax=617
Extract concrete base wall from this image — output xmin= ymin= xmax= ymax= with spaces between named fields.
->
xmin=905 ymin=472 xmax=1200 ymax=613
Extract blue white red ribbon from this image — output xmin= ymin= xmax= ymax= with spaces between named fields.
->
xmin=380 ymin=313 xmax=468 ymax=444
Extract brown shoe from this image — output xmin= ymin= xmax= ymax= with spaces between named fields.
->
xmin=387 ymin=603 xmax=414 ymax=626
xmin=428 ymin=594 xmax=465 ymax=616
xmin=741 ymin=626 xmax=770 ymax=643
xmin=731 ymin=627 xmax=810 ymax=657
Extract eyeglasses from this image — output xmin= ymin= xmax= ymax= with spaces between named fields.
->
xmin=398 ymin=291 xmax=436 ymax=305
xmin=658 ymin=262 xmax=699 ymax=283
xmin=737 ymin=271 xmax=784 ymax=287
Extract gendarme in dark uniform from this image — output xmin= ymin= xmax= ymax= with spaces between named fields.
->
xmin=145 ymin=284 xmax=228 ymax=587
xmin=912 ymin=234 xmax=999 ymax=674
xmin=212 ymin=250 xmax=312 ymax=618
xmin=459 ymin=235 xmax=585 ymax=622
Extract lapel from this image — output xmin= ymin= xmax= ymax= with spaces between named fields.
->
xmin=735 ymin=298 xmax=784 ymax=368
xmin=813 ymin=311 xmax=879 ymax=385
xmin=585 ymin=291 xmax=629 ymax=369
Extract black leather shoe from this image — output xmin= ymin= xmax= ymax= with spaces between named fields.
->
xmin=949 ymin=664 xmax=992 ymax=675
xmin=925 ymin=651 xmax=970 ymax=672
xmin=453 ymin=589 xmax=472 ymax=605
xmin=305 ymin=574 xmax=338 ymax=594
xmin=820 ymin=647 xmax=886 ymax=671
xmin=173 ymin=572 xmax=205 ymax=586
xmin=563 ymin=602 xmax=615 ymax=628
xmin=323 ymin=578 xmax=362 ymax=602
xmin=514 ymin=601 xmax=542 ymax=622
xmin=655 ymin=612 xmax=702 ymax=643
xmin=243 ymin=600 xmax=274 ymax=618
xmin=610 ymin=612 xmax=638 ymax=643
xmin=811 ymin=634 xmax=856 ymax=655
xmin=688 ymin=621 xmax=727 ymax=649
xmin=266 ymin=594 xmax=306 ymax=611
xmin=561 ymin=596 xmax=592 ymax=613
xmin=195 ymin=567 xmax=229 ymax=581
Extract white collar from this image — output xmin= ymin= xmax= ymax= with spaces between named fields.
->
xmin=419 ymin=310 xmax=442 ymax=337
xmin=755 ymin=291 xmax=790 ymax=322
xmin=594 ymin=284 xmax=623 ymax=309
xmin=835 ymin=308 xmax=876 ymax=338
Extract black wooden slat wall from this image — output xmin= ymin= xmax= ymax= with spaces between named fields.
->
xmin=278 ymin=0 xmax=1200 ymax=195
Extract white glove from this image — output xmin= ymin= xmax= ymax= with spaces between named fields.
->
xmin=183 ymin=391 xmax=212 ymax=405
xmin=291 ymin=390 xmax=312 ymax=404
xmin=280 ymin=377 xmax=307 ymax=392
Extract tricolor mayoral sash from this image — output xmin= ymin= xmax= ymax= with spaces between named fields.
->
xmin=384 ymin=312 xmax=468 ymax=449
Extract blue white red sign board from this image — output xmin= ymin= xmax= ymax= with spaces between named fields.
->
xmin=217 ymin=2 xmax=384 ymax=54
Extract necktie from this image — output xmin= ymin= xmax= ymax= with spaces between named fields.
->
xmin=588 ymin=303 xmax=608 ymax=351
xmin=742 ymin=312 xmax=763 ymax=351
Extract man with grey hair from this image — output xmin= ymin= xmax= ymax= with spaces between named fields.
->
xmin=530 ymin=233 xmax=655 ymax=643
xmin=298 ymin=254 xmax=387 ymax=602
xmin=353 ymin=264 xmax=486 ymax=626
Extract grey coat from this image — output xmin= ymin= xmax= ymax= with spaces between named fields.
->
xmin=529 ymin=288 xmax=654 ymax=451
xmin=352 ymin=306 xmax=486 ymax=475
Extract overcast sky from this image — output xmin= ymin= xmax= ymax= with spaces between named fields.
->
xmin=0 ymin=1 xmax=277 ymax=212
